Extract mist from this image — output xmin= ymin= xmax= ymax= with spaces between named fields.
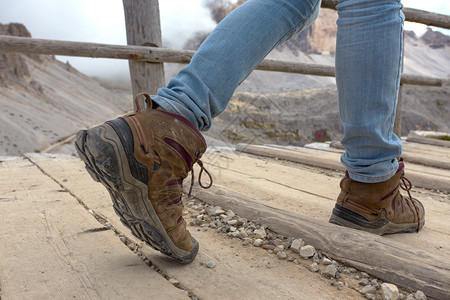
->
xmin=0 ymin=0 xmax=448 ymax=83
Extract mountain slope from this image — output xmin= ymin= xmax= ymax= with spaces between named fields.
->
xmin=0 ymin=23 xmax=132 ymax=155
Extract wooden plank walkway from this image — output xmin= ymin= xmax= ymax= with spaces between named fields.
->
xmin=0 ymin=154 xmax=362 ymax=300
xmin=0 ymin=157 xmax=188 ymax=300
xmin=1 ymin=140 xmax=448 ymax=299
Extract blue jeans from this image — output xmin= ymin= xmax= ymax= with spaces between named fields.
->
xmin=152 ymin=0 xmax=404 ymax=183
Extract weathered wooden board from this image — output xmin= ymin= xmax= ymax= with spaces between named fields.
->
xmin=0 ymin=157 xmax=188 ymax=299
xmin=198 ymin=150 xmax=450 ymax=258
xmin=27 ymin=154 xmax=363 ymax=300
xmin=330 ymin=140 xmax=450 ymax=169
xmin=190 ymin=184 xmax=450 ymax=300
xmin=236 ymin=144 xmax=450 ymax=192
xmin=407 ymin=136 xmax=450 ymax=148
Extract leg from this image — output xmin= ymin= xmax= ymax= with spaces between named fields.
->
xmin=76 ymin=0 xmax=322 ymax=263
xmin=153 ymin=0 xmax=322 ymax=131
xmin=336 ymin=0 xmax=404 ymax=183
xmin=330 ymin=0 xmax=425 ymax=234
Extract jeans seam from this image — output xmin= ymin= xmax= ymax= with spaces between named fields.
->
xmin=238 ymin=0 xmax=322 ymax=86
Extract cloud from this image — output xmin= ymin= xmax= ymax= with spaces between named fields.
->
xmin=0 ymin=0 xmax=448 ymax=78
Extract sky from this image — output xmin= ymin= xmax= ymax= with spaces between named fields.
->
xmin=0 ymin=0 xmax=449 ymax=79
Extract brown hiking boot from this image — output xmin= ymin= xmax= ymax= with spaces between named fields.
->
xmin=329 ymin=159 xmax=425 ymax=235
xmin=75 ymin=93 xmax=212 ymax=263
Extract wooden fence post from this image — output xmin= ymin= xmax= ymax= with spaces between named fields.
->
xmin=123 ymin=0 xmax=165 ymax=105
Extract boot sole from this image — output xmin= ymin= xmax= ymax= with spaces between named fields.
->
xmin=75 ymin=119 xmax=198 ymax=263
xmin=329 ymin=204 xmax=425 ymax=235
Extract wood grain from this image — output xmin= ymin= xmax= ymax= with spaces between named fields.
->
xmin=190 ymin=184 xmax=450 ymax=300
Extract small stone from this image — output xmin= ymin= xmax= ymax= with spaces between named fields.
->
xmin=277 ymin=251 xmax=287 ymax=260
xmin=192 ymin=204 xmax=204 ymax=211
xmin=370 ymin=279 xmax=379 ymax=287
xmin=209 ymin=221 xmax=218 ymax=229
xmin=119 ymin=236 xmax=127 ymax=244
xmin=229 ymin=226 xmax=237 ymax=232
xmin=365 ymin=293 xmax=376 ymax=300
xmin=361 ymin=272 xmax=370 ymax=278
xmin=294 ymin=259 xmax=299 ymax=265
xmin=227 ymin=219 xmax=238 ymax=226
xmin=226 ymin=210 xmax=235 ymax=218
xmin=242 ymin=238 xmax=252 ymax=246
xmin=253 ymin=228 xmax=267 ymax=239
xmin=128 ymin=243 xmax=135 ymax=251
xmin=290 ymin=238 xmax=305 ymax=253
xmin=299 ymin=245 xmax=316 ymax=259
xmin=238 ymin=230 xmax=248 ymax=239
xmin=169 ymin=278 xmax=179 ymax=287
xmin=335 ymin=272 xmax=341 ymax=279
xmin=322 ymin=257 xmax=332 ymax=265
xmin=414 ymin=291 xmax=426 ymax=300
xmin=361 ymin=285 xmax=376 ymax=295
xmin=313 ymin=253 xmax=320 ymax=264
xmin=207 ymin=206 xmax=225 ymax=216
xmin=381 ymin=283 xmax=399 ymax=300
xmin=274 ymin=245 xmax=285 ymax=254
xmin=348 ymin=267 xmax=358 ymax=273
xmin=323 ymin=265 xmax=338 ymax=278
xmin=337 ymin=282 xmax=344 ymax=291
xmin=231 ymin=231 xmax=240 ymax=238
xmin=309 ymin=262 xmax=319 ymax=272
xmin=287 ymin=257 xmax=295 ymax=262
xmin=272 ymin=238 xmax=283 ymax=246
xmin=253 ymin=238 xmax=264 ymax=247
xmin=406 ymin=294 xmax=415 ymax=300
xmin=262 ymin=244 xmax=276 ymax=250
xmin=205 ymin=260 xmax=216 ymax=268
xmin=359 ymin=278 xmax=369 ymax=286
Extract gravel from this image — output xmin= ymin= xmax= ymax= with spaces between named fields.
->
xmin=253 ymin=238 xmax=264 ymax=247
xmin=273 ymin=245 xmax=285 ymax=254
xmin=381 ymin=283 xmax=399 ymax=300
xmin=277 ymin=251 xmax=287 ymax=260
xmin=253 ymin=227 xmax=267 ymax=239
xmin=185 ymin=201 xmax=428 ymax=300
xmin=414 ymin=291 xmax=427 ymax=300
xmin=323 ymin=265 xmax=338 ymax=278
xmin=309 ymin=262 xmax=319 ymax=272
xmin=361 ymin=285 xmax=377 ymax=295
xmin=299 ymin=245 xmax=316 ymax=259
xmin=290 ymin=238 xmax=304 ymax=253
xmin=205 ymin=260 xmax=216 ymax=268
xmin=359 ymin=278 xmax=369 ymax=286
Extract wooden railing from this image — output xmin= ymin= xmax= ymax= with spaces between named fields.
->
xmin=0 ymin=0 xmax=448 ymax=135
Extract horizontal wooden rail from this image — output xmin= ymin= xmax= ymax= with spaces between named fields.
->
xmin=0 ymin=35 xmax=444 ymax=87
xmin=321 ymin=0 xmax=450 ymax=29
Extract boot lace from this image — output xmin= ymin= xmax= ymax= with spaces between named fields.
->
xmin=188 ymin=159 xmax=213 ymax=197
xmin=400 ymin=176 xmax=421 ymax=232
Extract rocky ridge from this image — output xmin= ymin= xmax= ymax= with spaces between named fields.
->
xmin=0 ymin=23 xmax=132 ymax=156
